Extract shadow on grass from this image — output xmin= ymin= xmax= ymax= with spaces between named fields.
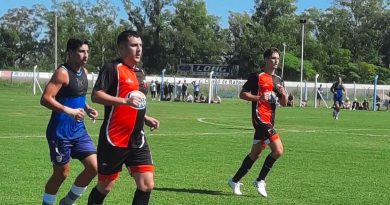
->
xmin=154 ymin=187 xmax=228 ymax=196
xmin=154 ymin=187 xmax=255 ymax=198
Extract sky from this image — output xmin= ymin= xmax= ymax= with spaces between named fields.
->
xmin=0 ymin=0 xmax=333 ymax=27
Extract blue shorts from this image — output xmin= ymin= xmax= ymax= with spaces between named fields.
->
xmin=334 ymin=95 xmax=343 ymax=106
xmin=47 ymin=134 xmax=96 ymax=165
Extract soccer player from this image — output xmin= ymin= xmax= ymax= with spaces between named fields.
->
xmin=40 ymin=38 xmax=98 ymax=205
xmin=228 ymin=47 xmax=287 ymax=197
xmin=87 ymin=30 xmax=159 ymax=205
xmin=330 ymin=77 xmax=346 ymax=119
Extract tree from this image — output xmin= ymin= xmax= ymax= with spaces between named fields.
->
xmin=87 ymin=0 xmax=119 ymax=71
xmin=0 ymin=5 xmax=47 ymax=69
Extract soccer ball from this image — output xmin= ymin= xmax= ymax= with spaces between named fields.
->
xmin=127 ymin=90 xmax=146 ymax=109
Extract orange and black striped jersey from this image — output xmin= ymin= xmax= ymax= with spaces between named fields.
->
xmin=93 ymin=59 xmax=148 ymax=148
xmin=242 ymin=72 xmax=284 ymax=127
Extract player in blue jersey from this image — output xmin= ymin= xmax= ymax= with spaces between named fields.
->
xmin=330 ymin=77 xmax=346 ymax=120
xmin=40 ymin=38 xmax=98 ymax=205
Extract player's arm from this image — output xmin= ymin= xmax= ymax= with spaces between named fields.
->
xmin=239 ymin=73 xmax=261 ymax=101
xmin=92 ymin=89 xmax=129 ymax=106
xmin=330 ymin=83 xmax=336 ymax=93
xmin=240 ymin=90 xmax=263 ymax=101
xmin=91 ymin=64 xmax=141 ymax=107
xmin=276 ymin=84 xmax=288 ymax=107
xmin=40 ymin=68 xmax=84 ymax=120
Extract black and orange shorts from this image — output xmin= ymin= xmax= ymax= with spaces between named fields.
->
xmin=97 ymin=142 xmax=154 ymax=181
xmin=253 ymin=123 xmax=280 ymax=148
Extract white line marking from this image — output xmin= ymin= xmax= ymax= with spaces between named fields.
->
xmin=0 ymin=135 xmax=45 ymax=139
xmin=197 ymin=118 xmax=251 ymax=129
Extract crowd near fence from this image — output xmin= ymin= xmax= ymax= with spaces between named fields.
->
xmin=1 ymin=69 xmax=390 ymax=109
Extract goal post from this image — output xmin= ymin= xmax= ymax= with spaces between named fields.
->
xmin=33 ymin=65 xmax=43 ymax=95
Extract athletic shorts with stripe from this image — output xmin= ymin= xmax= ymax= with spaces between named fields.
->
xmin=97 ymin=142 xmax=154 ymax=181
xmin=47 ymin=134 xmax=96 ymax=165
xmin=253 ymin=123 xmax=280 ymax=149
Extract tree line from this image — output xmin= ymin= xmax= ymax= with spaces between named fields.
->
xmin=1 ymin=0 xmax=390 ymax=84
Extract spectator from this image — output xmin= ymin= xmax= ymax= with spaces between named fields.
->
xmin=199 ymin=93 xmax=206 ymax=103
xmin=156 ymin=81 xmax=161 ymax=101
xmin=362 ymin=99 xmax=369 ymax=110
xmin=352 ymin=98 xmax=360 ymax=110
xmin=150 ymin=80 xmax=157 ymax=101
xmin=376 ymin=95 xmax=381 ymax=110
xmin=176 ymin=81 xmax=182 ymax=99
xmin=181 ymin=81 xmax=188 ymax=101
xmin=168 ymin=82 xmax=174 ymax=100
xmin=287 ymin=93 xmax=294 ymax=107
xmin=317 ymin=84 xmax=324 ymax=106
xmin=186 ymin=93 xmax=194 ymax=102
xmin=344 ymin=97 xmax=351 ymax=109
xmin=163 ymin=82 xmax=169 ymax=101
xmin=192 ymin=81 xmax=200 ymax=101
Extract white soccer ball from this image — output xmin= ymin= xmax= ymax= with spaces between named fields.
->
xmin=127 ymin=90 xmax=146 ymax=109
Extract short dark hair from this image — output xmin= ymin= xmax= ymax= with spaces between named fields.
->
xmin=263 ymin=47 xmax=280 ymax=59
xmin=117 ymin=30 xmax=141 ymax=45
xmin=66 ymin=38 xmax=89 ymax=52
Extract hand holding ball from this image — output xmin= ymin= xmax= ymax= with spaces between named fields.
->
xmin=127 ymin=91 xmax=146 ymax=109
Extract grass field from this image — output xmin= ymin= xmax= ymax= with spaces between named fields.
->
xmin=0 ymin=82 xmax=389 ymax=205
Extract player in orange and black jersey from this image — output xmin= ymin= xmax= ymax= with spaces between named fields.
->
xmin=88 ymin=30 xmax=159 ymax=205
xmin=228 ymin=47 xmax=288 ymax=198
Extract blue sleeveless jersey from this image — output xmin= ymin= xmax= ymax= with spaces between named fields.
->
xmin=46 ymin=65 xmax=89 ymax=140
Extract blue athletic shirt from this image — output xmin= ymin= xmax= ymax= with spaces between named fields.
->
xmin=46 ymin=64 xmax=89 ymax=140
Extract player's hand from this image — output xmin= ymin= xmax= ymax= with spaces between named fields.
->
xmin=145 ymin=116 xmax=159 ymax=131
xmin=64 ymin=107 xmax=85 ymax=122
xmin=257 ymin=94 xmax=268 ymax=101
xmin=125 ymin=96 xmax=143 ymax=108
xmin=86 ymin=107 xmax=98 ymax=120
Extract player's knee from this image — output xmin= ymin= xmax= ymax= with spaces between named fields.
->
xmin=86 ymin=164 xmax=98 ymax=176
xmin=138 ymin=181 xmax=154 ymax=192
xmin=97 ymin=183 xmax=114 ymax=195
xmin=54 ymin=168 xmax=70 ymax=181
xmin=272 ymin=147 xmax=284 ymax=158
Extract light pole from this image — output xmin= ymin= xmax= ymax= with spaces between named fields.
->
xmin=299 ymin=19 xmax=306 ymax=107
xmin=281 ymin=43 xmax=286 ymax=79
xmin=54 ymin=12 xmax=58 ymax=70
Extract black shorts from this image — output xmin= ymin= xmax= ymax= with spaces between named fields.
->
xmin=97 ymin=141 xmax=154 ymax=179
xmin=253 ymin=123 xmax=279 ymax=147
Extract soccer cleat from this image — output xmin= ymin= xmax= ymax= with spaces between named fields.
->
xmin=228 ymin=178 xmax=243 ymax=195
xmin=253 ymin=180 xmax=267 ymax=197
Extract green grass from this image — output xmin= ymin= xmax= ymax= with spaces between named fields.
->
xmin=0 ymin=82 xmax=389 ymax=204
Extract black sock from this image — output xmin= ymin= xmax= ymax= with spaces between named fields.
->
xmin=88 ymin=187 xmax=106 ymax=205
xmin=232 ymin=155 xmax=255 ymax=182
xmin=257 ymin=154 xmax=276 ymax=181
xmin=132 ymin=189 xmax=151 ymax=205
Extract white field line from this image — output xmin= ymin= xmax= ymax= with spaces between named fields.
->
xmin=1 ymin=118 xmax=389 ymax=139
xmin=0 ymin=135 xmax=45 ymax=139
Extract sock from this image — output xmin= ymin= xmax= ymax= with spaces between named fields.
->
xmin=232 ymin=155 xmax=255 ymax=182
xmin=42 ymin=193 xmax=57 ymax=205
xmin=60 ymin=184 xmax=87 ymax=205
xmin=132 ymin=189 xmax=151 ymax=205
xmin=256 ymin=154 xmax=276 ymax=181
xmin=88 ymin=187 xmax=107 ymax=205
